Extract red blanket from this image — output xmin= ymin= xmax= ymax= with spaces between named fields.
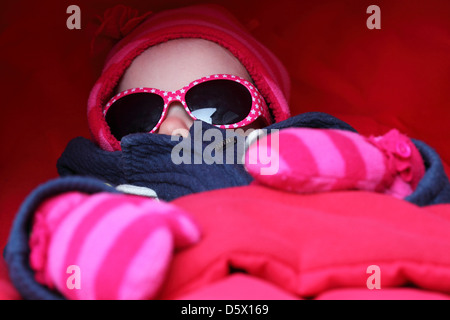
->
xmin=1 ymin=0 xmax=450 ymax=299
xmin=158 ymin=185 xmax=450 ymax=299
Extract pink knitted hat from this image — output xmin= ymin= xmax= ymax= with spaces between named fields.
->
xmin=88 ymin=4 xmax=291 ymax=151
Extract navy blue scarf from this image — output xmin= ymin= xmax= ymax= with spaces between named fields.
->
xmin=56 ymin=112 xmax=450 ymax=204
xmin=56 ymin=112 xmax=356 ymax=201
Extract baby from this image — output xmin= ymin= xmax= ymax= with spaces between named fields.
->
xmin=5 ymin=4 xmax=448 ymax=300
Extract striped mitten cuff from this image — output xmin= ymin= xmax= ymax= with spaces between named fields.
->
xmin=29 ymin=191 xmax=200 ymax=299
xmin=245 ymin=128 xmax=425 ymax=198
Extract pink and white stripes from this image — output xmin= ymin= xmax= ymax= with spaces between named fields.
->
xmin=245 ymin=128 xmax=424 ymax=198
xmin=29 ymin=192 xmax=200 ymax=300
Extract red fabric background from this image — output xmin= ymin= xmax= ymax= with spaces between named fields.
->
xmin=1 ymin=0 xmax=449 ymax=299
xmin=167 ymin=186 xmax=450 ymax=299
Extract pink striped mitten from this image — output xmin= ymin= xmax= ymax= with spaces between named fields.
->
xmin=245 ymin=128 xmax=425 ymax=198
xmin=29 ymin=192 xmax=200 ymax=300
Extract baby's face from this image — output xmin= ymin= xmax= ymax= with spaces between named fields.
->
xmin=117 ymin=38 xmax=265 ymax=137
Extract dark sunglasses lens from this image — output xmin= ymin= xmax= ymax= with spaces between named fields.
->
xmin=185 ymin=80 xmax=252 ymax=125
xmin=105 ymin=93 xmax=164 ymax=140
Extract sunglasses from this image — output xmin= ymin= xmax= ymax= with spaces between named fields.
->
xmin=104 ymin=74 xmax=272 ymax=140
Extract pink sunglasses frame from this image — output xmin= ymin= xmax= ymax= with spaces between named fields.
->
xmin=104 ymin=74 xmax=272 ymax=133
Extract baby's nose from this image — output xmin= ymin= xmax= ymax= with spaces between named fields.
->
xmin=157 ymin=102 xmax=194 ymax=137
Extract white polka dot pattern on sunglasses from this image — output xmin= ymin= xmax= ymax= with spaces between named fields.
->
xmin=104 ymin=74 xmax=272 ymax=133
